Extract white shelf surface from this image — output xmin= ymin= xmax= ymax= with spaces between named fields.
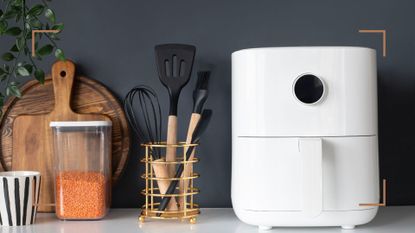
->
xmin=3 ymin=207 xmax=415 ymax=233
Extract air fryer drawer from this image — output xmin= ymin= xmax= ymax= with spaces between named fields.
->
xmin=232 ymin=136 xmax=379 ymax=212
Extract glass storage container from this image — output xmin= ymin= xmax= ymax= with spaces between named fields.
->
xmin=50 ymin=121 xmax=112 ymax=220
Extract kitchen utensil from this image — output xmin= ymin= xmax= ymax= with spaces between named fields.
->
xmin=192 ymin=71 xmax=210 ymax=113
xmin=0 ymin=171 xmax=40 ymax=226
xmin=179 ymin=71 xmax=210 ymax=205
xmin=123 ymin=85 xmax=162 ymax=158
xmin=51 ymin=121 xmax=112 ymax=220
xmin=157 ymin=109 xmax=212 ymax=214
xmin=11 ymin=60 xmax=111 ymax=212
xmin=155 ymin=44 xmax=196 ymax=176
xmin=0 ymin=67 xmax=130 ymax=212
xmin=123 ymin=85 xmax=178 ymax=210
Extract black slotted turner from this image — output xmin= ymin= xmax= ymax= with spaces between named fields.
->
xmin=155 ymin=44 xmax=196 ymax=178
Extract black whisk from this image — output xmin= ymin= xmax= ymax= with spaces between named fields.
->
xmin=123 ymin=85 xmax=162 ymax=159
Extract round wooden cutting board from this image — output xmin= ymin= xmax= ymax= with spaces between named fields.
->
xmin=0 ymin=75 xmax=130 ymax=185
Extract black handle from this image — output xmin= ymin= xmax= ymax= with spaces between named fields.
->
xmin=192 ymin=90 xmax=207 ymax=113
xmin=157 ymin=144 xmax=196 ymax=213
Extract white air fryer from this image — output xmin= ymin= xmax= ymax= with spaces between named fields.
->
xmin=231 ymin=47 xmax=379 ymax=230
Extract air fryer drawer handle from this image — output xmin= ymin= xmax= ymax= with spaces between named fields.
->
xmin=299 ymin=138 xmax=323 ymax=217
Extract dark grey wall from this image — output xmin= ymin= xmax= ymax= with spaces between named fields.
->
xmin=1 ymin=0 xmax=414 ymax=207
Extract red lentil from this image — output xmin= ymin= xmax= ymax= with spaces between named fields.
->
xmin=56 ymin=171 xmax=108 ymax=219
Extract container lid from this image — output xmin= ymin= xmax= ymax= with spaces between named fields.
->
xmin=50 ymin=121 xmax=112 ymax=127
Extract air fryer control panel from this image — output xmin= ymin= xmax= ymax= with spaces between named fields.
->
xmin=232 ymin=47 xmax=377 ymax=136
xmin=294 ymin=74 xmax=325 ymax=104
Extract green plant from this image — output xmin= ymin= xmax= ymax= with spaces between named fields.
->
xmin=0 ymin=0 xmax=64 ymax=109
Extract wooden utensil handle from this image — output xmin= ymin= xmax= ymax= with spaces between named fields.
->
xmin=152 ymin=159 xmax=178 ymax=211
xmin=178 ymin=113 xmax=201 ymax=208
xmin=185 ymin=113 xmax=201 ymax=144
xmin=165 ymin=115 xmax=178 ymax=207
xmin=166 ymin=115 xmax=178 ymax=174
xmin=51 ymin=60 xmax=76 ymax=115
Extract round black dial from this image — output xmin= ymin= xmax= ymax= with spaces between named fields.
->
xmin=294 ymin=74 xmax=324 ymax=104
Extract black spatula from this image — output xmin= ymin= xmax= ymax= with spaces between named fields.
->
xmin=155 ymin=44 xmax=196 ymax=176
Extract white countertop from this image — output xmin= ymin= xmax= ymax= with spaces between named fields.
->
xmin=2 ymin=207 xmax=415 ymax=233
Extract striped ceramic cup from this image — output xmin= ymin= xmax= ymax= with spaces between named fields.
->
xmin=0 ymin=171 xmax=41 ymax=226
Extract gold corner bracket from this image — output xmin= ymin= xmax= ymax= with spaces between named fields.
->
xmin=358 ymin=29 xmax=387 ymax=57
xmin=359 ymin=179 xmax=387 ymax=207
xmin=31 ymin=30 xmax=61 ymax=57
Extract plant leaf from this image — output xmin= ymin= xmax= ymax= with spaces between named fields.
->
xmin=13 ymin=0 xmax=23 ymax=6
xmin=0 ymin=20 xmax=7 ymax=34
xmin=51 ymin=23 xmax=64 ymax=31
xmin=10 ymin=44 xmax=18 ymax=52
xmin=34 ymin=69 xmax=45 ymax=84
xmin=27 ymin=4 xmax=44 ymax=16
xmin=55 ymin=48 xmax=65 ymax=61
xmin=4 ymin=27 xmax=21 ymax=36
xmin=16 ymin=37 xmax=25 ymax=51
xmin=44 ymin=9 xmax=56 ymax=23
xmin=12 ymin=86 xmax=21 ymax=97
xmin=25 ymin=22 xmax=31 ymax=30
xmin=6 ymin=84 xmax=21 ymax=97
xmin=0 ymin=68 xmax=5 ymax=76
xmin=37 ymin=44 xmax=53 ymax=56
xmin=2 ymin=52 xmax=15 ymax=61
xmin=3 ymin=10 xmax=17 ymax=19
xmin=16 ymin=66 xmax=30 ymax=76
xmin=29 ymin=18 xmax=42 ymax=28
xmin=24 ymin=64 xmax=33 ymax=74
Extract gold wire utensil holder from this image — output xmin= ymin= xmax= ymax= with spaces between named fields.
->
xmin=139 ymin=142 xmax=200 ymax=223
